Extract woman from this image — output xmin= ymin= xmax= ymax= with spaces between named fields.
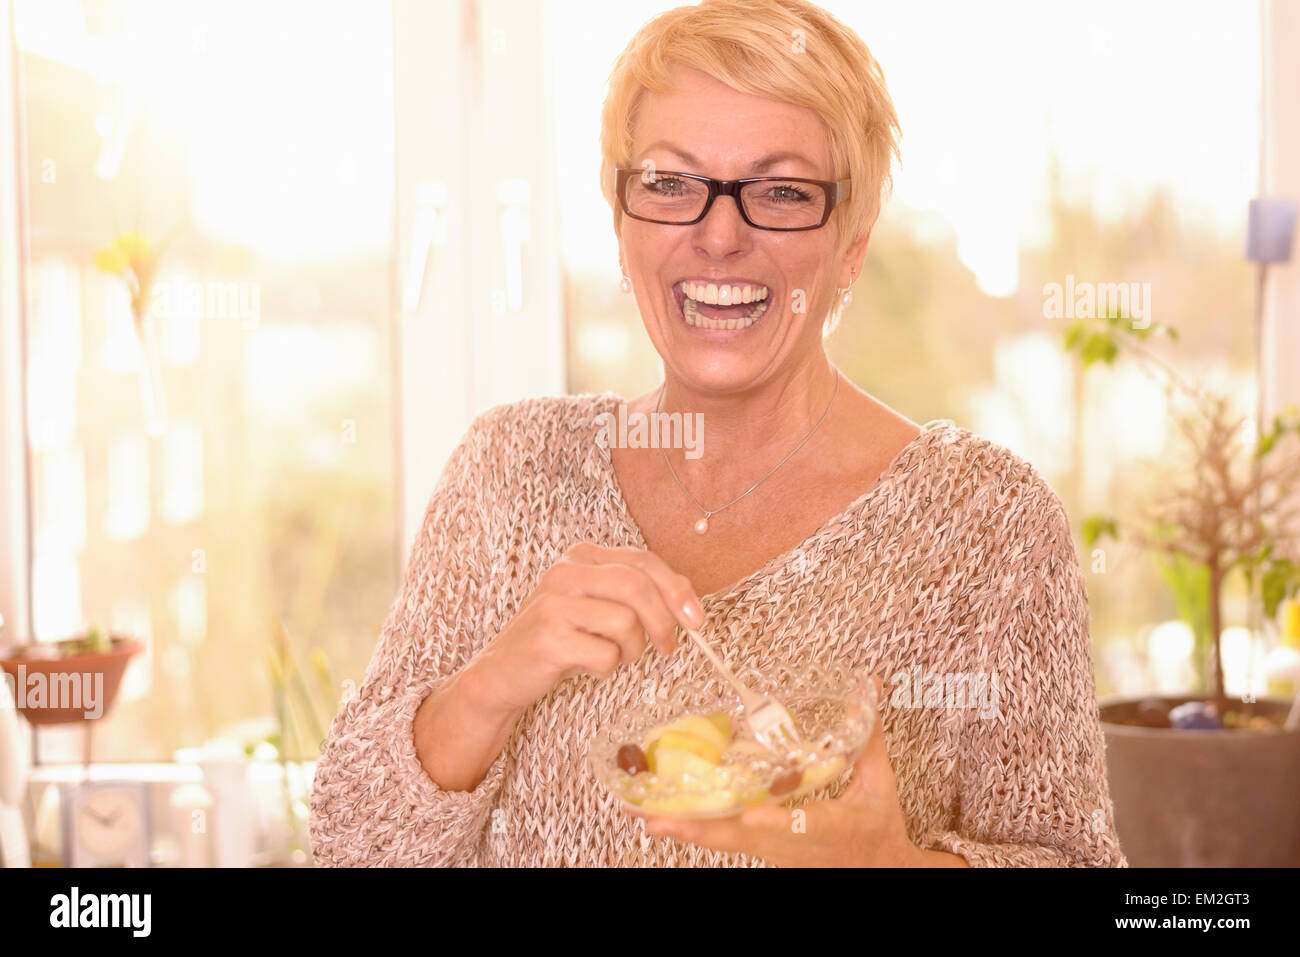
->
xmin=309 ymin=0 xmax=1127 ymax=867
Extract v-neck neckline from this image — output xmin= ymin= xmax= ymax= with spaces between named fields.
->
xmin=591 ymin=392 xmax=952 ymax=605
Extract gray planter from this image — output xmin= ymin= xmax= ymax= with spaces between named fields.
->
xmin=1100 ymin=696 xmax=1300 ymax=867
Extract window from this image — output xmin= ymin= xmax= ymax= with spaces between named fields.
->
xmin=3 ymin=0 xmax=1290 ymax=768
xmin=7 ymin=0 xmax=569 ymax=765
xmin=551 ymin=0 xmax=1268 ymax=697
xmin=13 ymin=0 xmax=402 ymax=761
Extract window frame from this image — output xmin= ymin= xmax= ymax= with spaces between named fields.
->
xmin=1 ymin=0 xmax=34 ymax=654
xmin=392 ymin=0 xmax=566 ymax=560
xmin=1 ymin=0 xmax=569 ymax=766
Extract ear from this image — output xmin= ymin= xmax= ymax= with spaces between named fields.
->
xmin=839 ymin=227 xmax=873 ymax=287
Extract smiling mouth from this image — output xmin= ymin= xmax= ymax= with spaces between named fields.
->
xmin=673 ymin=280 xmax=772 ymax=330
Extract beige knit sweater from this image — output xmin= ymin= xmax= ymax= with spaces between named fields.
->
xmin=309 ymin=393 xmax=1128 ymax=867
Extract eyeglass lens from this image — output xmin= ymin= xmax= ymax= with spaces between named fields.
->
xmin=624 ymin=174 xmax=828 ymax=228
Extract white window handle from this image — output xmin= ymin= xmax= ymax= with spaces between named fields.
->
xmin=402 ymin=180 xmax=448 ymax=313
xmin=497 ymin=179 xmax=530 ymax=312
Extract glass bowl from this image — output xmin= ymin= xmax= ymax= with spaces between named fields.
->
xmin=589 ymin=658 xmax=877 ymax=819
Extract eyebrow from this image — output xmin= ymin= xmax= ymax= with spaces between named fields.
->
xmin=638 ymin=141 xmax=821 ymax=176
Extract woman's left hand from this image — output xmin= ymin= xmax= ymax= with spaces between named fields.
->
xmin=627 ymin=675 xmax=926 ymax=867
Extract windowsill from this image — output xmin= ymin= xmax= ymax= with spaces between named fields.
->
xmin=23 ymin=759 xmax=318 ymax=868
xmin=29 ymin=762 xmax=204 ymax=784
xmin=28 ymin=758 xmax=316 ymax=784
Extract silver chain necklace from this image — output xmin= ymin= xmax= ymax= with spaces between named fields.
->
xmin=657 ymin=372 xmax=841 ymax=535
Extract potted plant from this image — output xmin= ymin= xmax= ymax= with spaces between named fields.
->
xmin=0 ymin=626 xmax=143 ymax=725
xmin=1064 ymin=309 xmax=1300 ymax=866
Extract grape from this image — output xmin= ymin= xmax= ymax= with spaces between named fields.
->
xmin=617 ymin=743 xmax=649 ymax=775
xmin=769 ymin=766 xmax=803 ymax=796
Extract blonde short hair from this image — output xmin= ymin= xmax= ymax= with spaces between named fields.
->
xmin=599 ymin=0 xmax=902 ymax=250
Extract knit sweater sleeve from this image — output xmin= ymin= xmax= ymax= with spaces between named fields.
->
xmin=309 ymin=408 xmax=508 ymax=867
xmin=918 ymin=478 xmax=1128 ymax=867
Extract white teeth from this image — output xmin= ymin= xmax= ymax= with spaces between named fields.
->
xmin=681 ymin=294 xmax=770 ymax=329
xmin=681 ymin=280 xmax=769 ymax=304
xmin=678 ymin=279 xmax=772 ymax=329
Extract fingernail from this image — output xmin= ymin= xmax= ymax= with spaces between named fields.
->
xmin=683 ymin=600 xmax=704 ymax=627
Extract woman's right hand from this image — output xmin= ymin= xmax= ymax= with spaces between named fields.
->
xmin=463 ymin=543 xmax=705 ymax=716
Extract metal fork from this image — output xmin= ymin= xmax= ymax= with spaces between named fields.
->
xmin=683 ymin=628 xmax=801 ymax=752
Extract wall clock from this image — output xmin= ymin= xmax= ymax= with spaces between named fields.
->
xmin=62 ymin=781 xmax=152 ymax=868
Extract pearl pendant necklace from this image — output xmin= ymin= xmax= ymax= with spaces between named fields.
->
xmin=657 ymin=372 xmax=842 ymax=536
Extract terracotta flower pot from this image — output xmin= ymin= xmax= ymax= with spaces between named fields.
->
xmin=0 ymin=633 xmax=143 ymax=725
xmin=1100 ymin=695 xmax=1300 ymax=867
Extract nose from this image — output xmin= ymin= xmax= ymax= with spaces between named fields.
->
xmin=689 ymin=190 xmax=754 ymax=260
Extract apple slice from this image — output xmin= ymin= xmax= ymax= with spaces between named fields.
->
xmin=705 ymin=711 xmax=731 ymax=741
xmin=653 ymin=746 xmax=719 ymax=781
xmin=799 ymin=755 xmax=847 ymax=792
xmin=673 ymin=714 xmax=728 ymax=750
xmin=647 ymin=729 xmax=722 ymax=766
xmin=641 ymin=788 xmax=738 ymax=816
xmin=644 ymin=737 xmax=660 ymax=773
xmin=643 ymin=714 xmax=728 ymax=753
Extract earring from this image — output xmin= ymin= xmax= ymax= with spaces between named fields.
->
xmin=840 ymin=269 xmax=857 ymax=306
xmin=619 ymin=271 xmax=632 ymax=293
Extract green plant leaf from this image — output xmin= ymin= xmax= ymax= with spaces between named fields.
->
xmin=1153 ymin=553 xmax=1211 ymax=690
xmin=1081 ymin=514 xmax=1119 ymax=548
xmin=1081 ymin=332 xmax=1118 ymax=367
xmin=1261 ymin=559 xmax=1299 ymax=620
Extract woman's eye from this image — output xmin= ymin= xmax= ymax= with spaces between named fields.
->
xmin=768 ymin=185 xmax=812 ymax=204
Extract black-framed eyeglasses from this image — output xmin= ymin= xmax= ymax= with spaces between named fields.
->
xmin=615 ymin=168 xmax=851 ymax=231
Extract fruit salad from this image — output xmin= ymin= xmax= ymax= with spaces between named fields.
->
xmin=611 ymin=710 xmax=851 ymax=817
